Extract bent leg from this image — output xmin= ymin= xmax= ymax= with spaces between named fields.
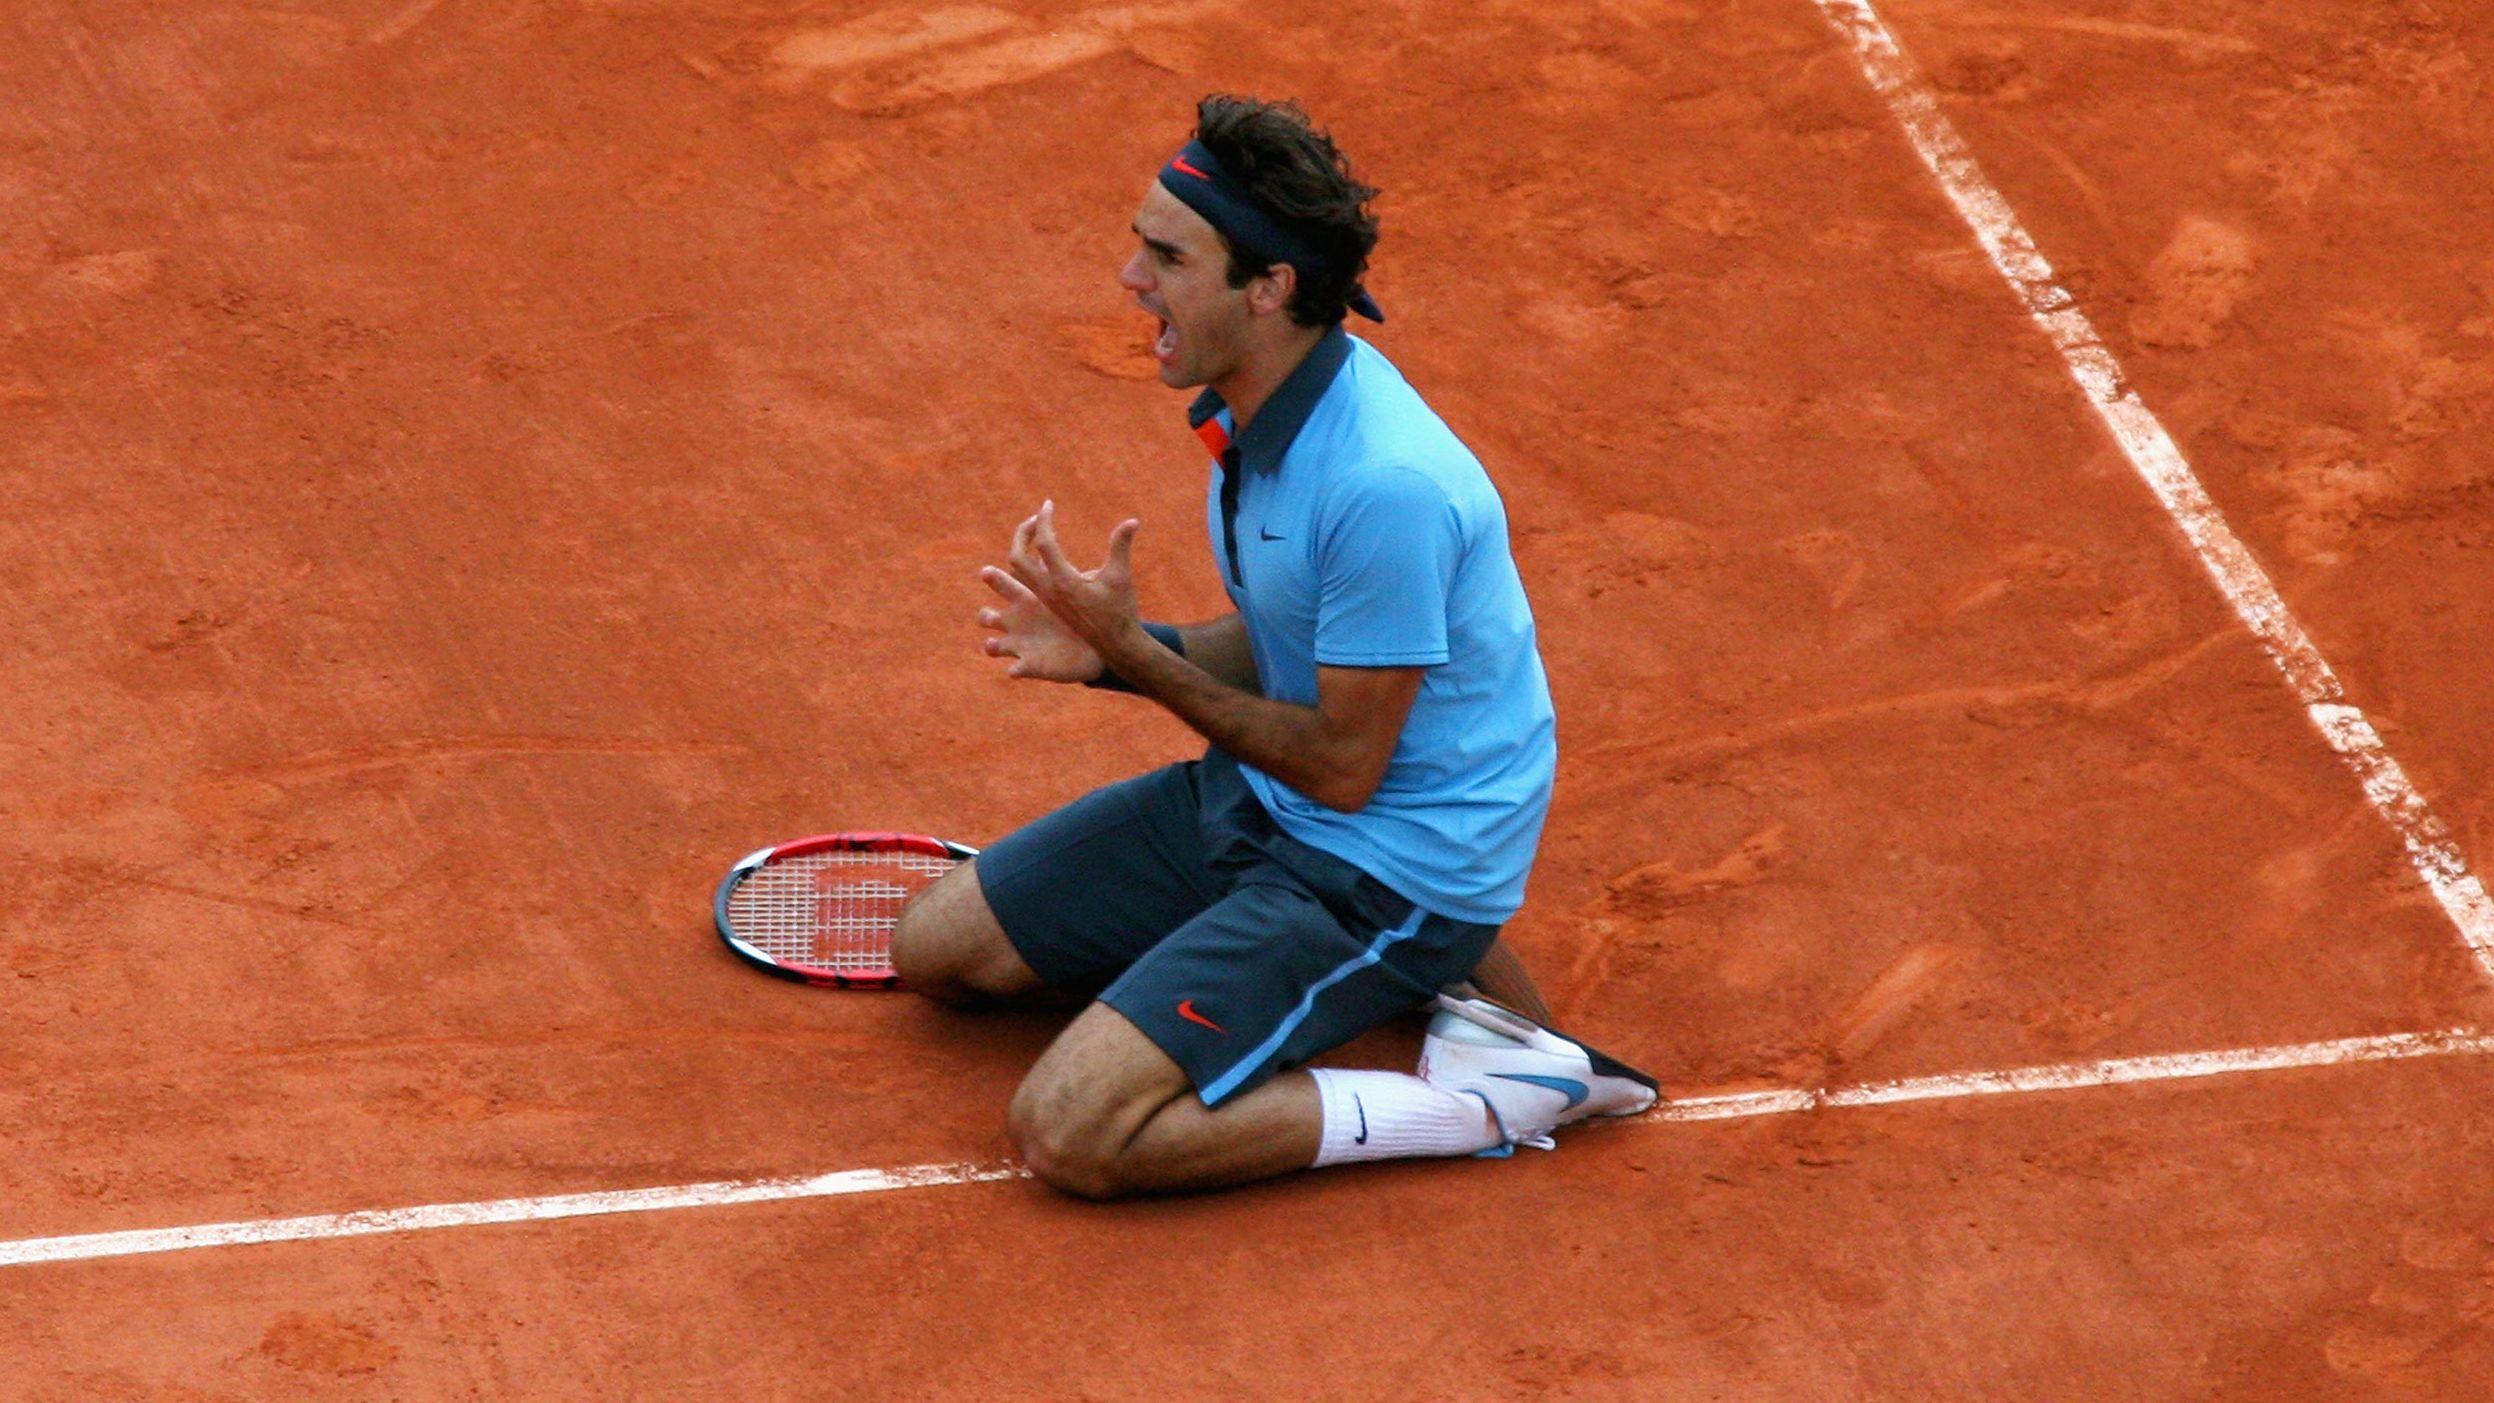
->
xmin=1007 ymin=1001 xmax=1322 ymax=1198
xmin=1007 ymin=1003 xmax=1506 ymax=1197
xmin=889 ymin=860 xmax=1053 ymax=1006
xmin=1005 ymin=869 xmax=1505 ymax=1197
xmin=898 ymin=760 xmax=1219 ymax=1008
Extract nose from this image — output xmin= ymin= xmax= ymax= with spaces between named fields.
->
xmin=1118 ymin=247 xmax=1151 ymax=293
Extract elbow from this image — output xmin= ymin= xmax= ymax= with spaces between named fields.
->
xmin=1307 ymin=768 xmax=1385 ymax=814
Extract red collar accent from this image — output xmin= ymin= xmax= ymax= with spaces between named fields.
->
xmin=1193 ymin=416 xmax=1232 ymax=459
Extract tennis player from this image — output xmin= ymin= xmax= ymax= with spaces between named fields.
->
xmin=892 ymin=95 xmax=1654 ymax=1198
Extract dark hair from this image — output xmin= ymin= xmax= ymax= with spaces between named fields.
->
xmin=1192 ymin=95 xmax=1379 ymax=327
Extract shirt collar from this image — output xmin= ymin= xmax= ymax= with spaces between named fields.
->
xmin=1184 ymin=325 xmax=1353 ymax=473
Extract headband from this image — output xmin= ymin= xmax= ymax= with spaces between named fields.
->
xmin=1158 ymin=140 xmax=1384 ymax=323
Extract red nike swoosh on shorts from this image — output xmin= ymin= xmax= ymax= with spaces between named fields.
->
xmin=1177 ymin=999 xmax=1225 ymax=1033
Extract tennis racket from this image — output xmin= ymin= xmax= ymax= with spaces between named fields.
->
xmin=712 ymin=831 xmax=977 ymax=988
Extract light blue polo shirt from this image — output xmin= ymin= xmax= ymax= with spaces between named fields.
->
xmin=1188 ymin=327 xmax=1556 ymax=925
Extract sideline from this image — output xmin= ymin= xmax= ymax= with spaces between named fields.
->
xmin=1658 ymin=1027 xmax=2494 ymax=1121
xmin=8 ymin=1030 xmax=2493 ymax=1269
xmin=1810 ymin=0 xmax=2494 ymax=981
xmin=0 ymin=1163 xmax=1031 ymax=1270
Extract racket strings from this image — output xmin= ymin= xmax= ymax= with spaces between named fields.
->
xmin=725 ymin=849 xmax=954 ymax=972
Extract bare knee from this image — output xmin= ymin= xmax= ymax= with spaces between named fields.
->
xmin=1005 ymin=1010 xmax=1191 ymax=1200
xmin=1007 ymin=1081 xmax=1118 ymax=1200
xmin=1002 ymin=1071 xmax=1177 ymax=1201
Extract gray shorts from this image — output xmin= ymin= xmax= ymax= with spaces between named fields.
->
xmin=976 ymin=749 xmax=1500 ymax=1106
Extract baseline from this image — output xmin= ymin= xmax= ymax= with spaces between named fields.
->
xmin=1809 ymin=0 xmax=2494 ymax=977
xmin=8 ymin=1029 xmax=2491 ymax=1271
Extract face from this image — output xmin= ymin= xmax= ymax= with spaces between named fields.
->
xmin=1119 ymin=182 xmax=1259 ymax=391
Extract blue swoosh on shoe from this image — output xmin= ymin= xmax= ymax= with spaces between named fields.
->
xmin=1488 ymin=1072 xmax=1590 ymax=1110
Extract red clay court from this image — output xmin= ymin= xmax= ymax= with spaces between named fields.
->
xmin=5 ymin=0 xmax=2493 ymax=1397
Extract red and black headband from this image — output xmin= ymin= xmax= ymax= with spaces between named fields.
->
xmin=1158 ymin=140 xmax=1384 ymax=323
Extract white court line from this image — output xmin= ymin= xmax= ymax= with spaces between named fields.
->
xmin=1810 ymin=0 xmax=2494 ymax=980
xmin=1659 ymin=1027 xmax=2494 ymax=1121
xmin=0 ymin=1162 xmax=1029 ymax=1270
xmin=7 ymin=1030 xmax=2492 ymax=1269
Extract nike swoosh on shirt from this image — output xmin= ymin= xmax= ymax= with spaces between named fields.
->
xmin=1258 ymin=527 xmax=1285 ymax=541
xmin=1488 ymin=1071 xmax=1590 ymax=1110
xmin=1177 ymin=999 xmax=1225 ymax=1033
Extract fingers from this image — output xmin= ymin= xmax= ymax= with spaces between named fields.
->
xmin=996 ymin=500 xmax=1137 ymax=605
xmin=1104 ymin=518 xmax=1140 ymax=581
xmin=1006 ymin=508 xmax=1044 ymax=592
xmin=981 ymin=565 xmax=1035 ymax=603
xmin=1030 ymin=499 xmax=1078 ymax=580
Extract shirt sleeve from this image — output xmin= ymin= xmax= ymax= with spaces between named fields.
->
xmin=1312 ymin=465 xmax=1459 ymax=668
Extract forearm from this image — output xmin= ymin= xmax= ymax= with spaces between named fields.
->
xmin=1089 ymin=614 xmax=1253 ymax=695
xmin=1175 ymin=613 xmax=1257 ymax=692
xmin=1103 ymin=625 xmax=1380 ymax=812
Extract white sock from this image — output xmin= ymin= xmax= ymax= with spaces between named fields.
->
xmin=1308 ymin=1068 xmax=1500 ymax=1167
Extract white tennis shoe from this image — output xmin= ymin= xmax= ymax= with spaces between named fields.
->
xmin=1417 ymin=995 xmax=1661 ymax=1156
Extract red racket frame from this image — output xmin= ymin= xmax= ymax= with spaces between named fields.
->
xmin=712 ymin=831 xmax=977 ymax=988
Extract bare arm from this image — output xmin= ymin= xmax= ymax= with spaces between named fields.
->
xmin=1111 ymin=642 xmax=1418 ymax=813
xmin=979 ymin=553 xmax=1253 ymax=692
xmin=1001 ymin=503 xmax=1416 ymax=813
xmin=1175 ymin=613 xmax=1257 ymax=693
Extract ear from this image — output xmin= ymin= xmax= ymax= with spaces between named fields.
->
xmin=1247 ymin=262 xmax=1297 ymax=318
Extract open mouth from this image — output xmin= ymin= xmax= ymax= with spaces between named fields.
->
xmin=1138 ymin=298 xmax=1176 ymax=363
